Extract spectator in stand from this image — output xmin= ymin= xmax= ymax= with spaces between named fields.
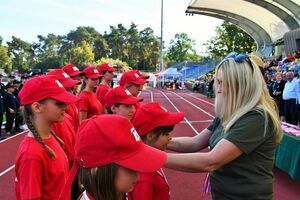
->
xmin=119 ymin=70 xmax=147 ymax=110
xmin=96 ymin=63 xmax=116 ymax=106
xmin=282 ymin=71 xmax=298 ymax=125
xmin=266 ymin=74 xmax=275 ymax=95
xmin=78 ymin=66 xmax=103 ymax=122
xmin=271 ymin=72 xmax=286 ymax=121
xmin=296 ymin=72 xmax=300 ymax=124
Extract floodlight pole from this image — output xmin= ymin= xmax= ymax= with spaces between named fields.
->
xmin=160 ymin=0 xmax=164 ymax=88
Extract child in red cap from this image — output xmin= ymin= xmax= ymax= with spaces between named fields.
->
xmin=78 ymin=66 xmax=103 ymax=121
xmin=59 ymin=115 xmax=166 ymax=200
xmin=119 ymin=70 xmax=148 ymax=111
xmin=47 ymin=69 xmax=79 ymax=165
xmin=15 ymin=75 xmax=80 ymax=200
xmin=96 ymin=63 xmax=116 ymax=106
xmin=103 ymin=86 xmax=143 ymax=120
xmin=62 ymin=63 xmax=83 ymax=95
xmin=128 ymin=103 xmax=185 ymax=200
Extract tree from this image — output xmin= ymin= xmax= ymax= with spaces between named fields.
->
xmin=68 ymin=41 xmax=94 ymax=67
xmin=139 ymin=27 xmax=160 ymax=71
xmin=7 ymin=36 xmax=31 ymax=72
xmin=204 ymin=21 xmax=257 ymax=58
xmin=0 ymin=46 xmax=12 ymax=72
xmin=166 ymin=33 xmax=199 ymax=62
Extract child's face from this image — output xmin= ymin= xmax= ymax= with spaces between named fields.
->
xmin=113 ymin=104 xmax=136 ymax=120
xmin=37 ymin=99 xmax=67 ymax=123
xmin=148 ymin=132 xmax=172 ymax=151
xmin=103 ymin=71 xmax=114 ymax=82
xmin=115 ymin=166 xmax=139 ymax=193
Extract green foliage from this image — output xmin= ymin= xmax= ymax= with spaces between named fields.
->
xmin=68 ymin=41 xmax=94 ymax=66
xmin=166 ymin=33 xmax=200 ymax=62
xmin=7 ymin=36 xmax=31 ymax=72
xmin=4 ymin=24 xmax=203 ymax=72
xmin=0 ymin=45 xmax=12 ymax=72
xmin=204 ymin=22 xmax=257 ymax=58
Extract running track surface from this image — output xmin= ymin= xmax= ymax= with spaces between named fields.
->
xmin=0 ymin=89 xmax=299 ymax=200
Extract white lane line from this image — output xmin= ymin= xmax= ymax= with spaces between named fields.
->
xmin=171 ymin=92 xmax=215 ymax=119
xmin=160 ymin=91 xmax=199 ymax=135
xmin=150 ymin=91 xmax=154 ymax=102
xmin=186 ymin=94 xmax=214 ymax=106
xmin=0 ymin=165 xmax=15 ymax=177
xmin=180 ymin=120 xmax=213 ymax=124
xmin=0 ymin=131 xmax=26 ymax=144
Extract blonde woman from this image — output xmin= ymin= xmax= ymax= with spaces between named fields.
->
xmin=165 ymin=52 xmax=282 ymax=200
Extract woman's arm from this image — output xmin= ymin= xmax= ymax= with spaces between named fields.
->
xmin=167 ymin=128 xmax=212 ymax=153
xmin=165 ymin=139 xmax=242 ymax=172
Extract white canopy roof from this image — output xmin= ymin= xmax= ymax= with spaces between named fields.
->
xmin=186 ymin=0 xmax=300 ymax=56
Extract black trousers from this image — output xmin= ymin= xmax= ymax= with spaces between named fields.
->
xmin=14 ymin=110 xmax=23 ymax=130
xmin=5 ymin=112 xmax=15 ymax=133
xmin=284 ymin=99 xmax=298 ymax=125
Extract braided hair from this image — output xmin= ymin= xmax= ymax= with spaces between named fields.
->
xmin=24 ymin=101 xmax=65 ymax=159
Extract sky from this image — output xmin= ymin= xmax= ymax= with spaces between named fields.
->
xmin=0 ymin=0 xmax=222 ymax=53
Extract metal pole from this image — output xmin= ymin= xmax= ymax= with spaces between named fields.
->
xmin=160 ymin=0 xmax=164 ymax=72
xmin=160 ymin=0 xmax=164 ymax=88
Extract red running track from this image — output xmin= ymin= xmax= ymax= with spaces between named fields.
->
xmin=0 ymin=88 xmax=300 ymax=200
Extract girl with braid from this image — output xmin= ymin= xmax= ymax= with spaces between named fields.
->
xmin=15 ymin=75 xmax=79 ymax=200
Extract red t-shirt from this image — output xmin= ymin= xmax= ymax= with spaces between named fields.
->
xmin=96 ymin=84 xmax=111 ymax=105
xmin=78 ymin=91 xmax=103 ymax=119
xmin=128 ymin=169 xmax=170 ymax=200
xmin=66 ymin=102 xmax=80 ymax=132
xmin=15 ymin=134 xmax=69 ymax=200
xmin=51 ymin=113 xmax=76 ymax=167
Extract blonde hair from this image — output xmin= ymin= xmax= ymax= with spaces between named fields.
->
xmin=215 ymin=57 xmax=282 ymax=143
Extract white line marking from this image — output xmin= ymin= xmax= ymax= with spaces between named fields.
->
xmin=171 ymin=92 xmax=215 ymax=119
xmin=160 ymin=91 xmax=199 ymax=135
xmin=186 ymin=94 xmax=214 ymax=106
xmin=150 ymin=91 xmax=154 ymax=102
xmin=0 ymin=165 xmax=15 ymax=177
xmin=180 ymin=120 xmax=213 ymax=124
xmin=0 ymin=131 xmax=26 ymax=144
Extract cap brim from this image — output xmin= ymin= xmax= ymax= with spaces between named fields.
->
xmin=119 ymin=96 xmax=143 ymax=105
xmin=108 ymin=68 xmax=117 ymax=72
xmin=116 ymin=144 xmax=167 ymax=173
xmin=61 ymin=79 xmax=80 ymax=89
xmin=160 ymin=112 xmax=185 ymax=126
xmin=141 ymin=75 xmax=150 ymax=79
xmin=68 ymin=71 xmax=83 ymax=77
xmin=132 ymin=79 xmax=147 ymax=85
xmin=50 ymin=91 xmax=80 ymax=104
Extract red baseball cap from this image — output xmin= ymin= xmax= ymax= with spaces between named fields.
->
xmin=132 ymin=102 xmax=185 ymax=136
xmin=104 ymin=86 xmax=143 ymax=108
xmin=62 ymin=63 xmax=83 ymax=77
xmin=119 ymin=70 xmax=148 ymax=86
xmin=47 ymin=69 xmax=79 ymax=89
xmin=97 ymin=63 xmax=116 ymax=74
xmin=76 ymin=115 xmax=166 ymax=170
xmin=58 ymin=115 xmax=166 ymax=200
xmin=132 ymin=70 xmax=150 ymax=79
xmin=83 ymin=66 xmax=101 ymax=79
xmin=19 ymin=75 xmax=80 ymax=105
